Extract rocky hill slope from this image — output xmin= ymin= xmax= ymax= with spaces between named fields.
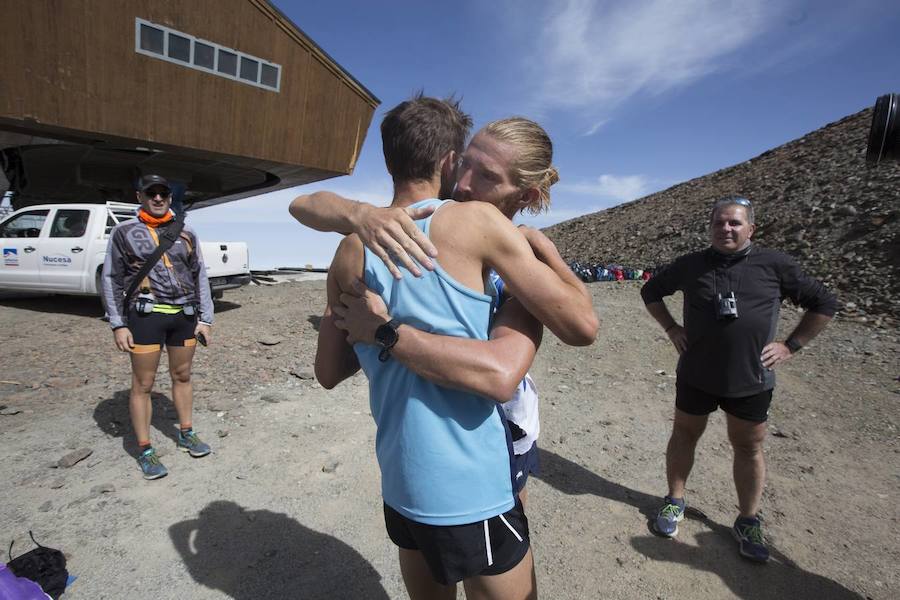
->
xmin=545 ymin=108 xmax=900 ymax=326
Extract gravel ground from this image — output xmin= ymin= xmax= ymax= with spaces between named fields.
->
xmin=0 ymin=280 xmax=897 ymax=599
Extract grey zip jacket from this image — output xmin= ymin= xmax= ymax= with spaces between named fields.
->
xmin=101 ymin=217 xmax=214 ymax=329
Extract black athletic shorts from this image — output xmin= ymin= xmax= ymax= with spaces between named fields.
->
xmin=127 ymin=308 xmax=197 ymax=354
xmin=676 ymin=381 xmax=773 ymax=423
xmin=383 ymin=500 xmax=530 ymax=585
xmin=512 ymin=441 xmax=540 ymax=493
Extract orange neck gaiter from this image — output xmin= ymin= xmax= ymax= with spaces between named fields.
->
xmin=137 ymin=208 xmax=174 ymax=228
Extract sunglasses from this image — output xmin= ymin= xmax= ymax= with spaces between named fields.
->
xmin=143 ymin=189 xmax=172 ymax=199
xmin=713 ymin=196 xmax=751 ymax=207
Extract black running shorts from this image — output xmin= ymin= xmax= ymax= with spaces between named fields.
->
xmin=127 ymin=308 xmax=197 ymax=354
xmin=383 ymin=500 xmax=530 ymax=585
xmin=676 ymin=381 xmax=773 ymax=423
xmin=512 ymin=441 xmax=540 ymax=493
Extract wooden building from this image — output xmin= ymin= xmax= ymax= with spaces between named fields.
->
xmin=0 ymin=0 xmax=379 ymax=209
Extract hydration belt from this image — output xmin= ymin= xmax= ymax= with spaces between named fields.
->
xmin=152 ymin=303 xmax=194 ymax=315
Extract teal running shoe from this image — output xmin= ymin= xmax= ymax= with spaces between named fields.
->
xmin=654 ymin=496 xmax=685 ymax=537
xmin=177 ymin=429 xmax=211 ymax=458
xmin=137 ymin=448 xmax=168 ymax=480
xmin=733 ymin=516 xmax=770 ymax=563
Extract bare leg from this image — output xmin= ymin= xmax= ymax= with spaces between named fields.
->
xmin=666 ymin=408 xmax=709 ymax=499
xmin=463 ymin=547 xmax=537 ymax=600
xmin=129 ymin=350 xmax=162 ymax=445
xmin=518 ymin=485 xmax=528 ymax=509
xmin=167 ymin=345 xmax=196 ymax=429
xmin=398 ymin=548 xmax=456 ymax=600
xmin=726 ymin=413 xmax=768 ymax=517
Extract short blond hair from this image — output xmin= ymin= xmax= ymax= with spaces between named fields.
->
xmin=481 ymin=117 xmax=559 ymax=215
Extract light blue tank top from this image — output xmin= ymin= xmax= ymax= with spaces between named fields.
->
xmin=354 ymin=199 xmax=515 ymax=525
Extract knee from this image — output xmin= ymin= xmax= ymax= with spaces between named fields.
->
xmin=671 ymin=423 xmax=705 ymax=446
xmin=131 ymin=377 xmax=155 ymax=395
xmin=731 ymin=438 xmax=765 ymax=459
xmin=170 ymin=368 xmax=192 ymax=385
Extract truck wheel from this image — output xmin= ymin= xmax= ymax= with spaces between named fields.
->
xmin=211 ymin=284 xmax=223 ymax=300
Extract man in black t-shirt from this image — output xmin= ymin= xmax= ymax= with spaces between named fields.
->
xmin=640 ymin=195 xmax=837 ymax=562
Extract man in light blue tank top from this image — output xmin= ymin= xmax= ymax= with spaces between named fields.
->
xmin=312 ymin=96 xmax=598 ymax=599
xmin=292 ymin=118 xmax=577 ymax=509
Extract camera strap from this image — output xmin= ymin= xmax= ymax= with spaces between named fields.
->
xmin=123 ymin=212 xmax=186 ymax=308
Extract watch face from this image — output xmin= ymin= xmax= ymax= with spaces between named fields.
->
xmin=375 ymin=322 xmax=398 ymax=347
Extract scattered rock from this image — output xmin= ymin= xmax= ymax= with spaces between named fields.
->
xmin=217 ymin=429 xmax=229 ymax=438
xmin=49 ymin=478 xmax=65 ymax=489
xmin=322 ymin=461 xmax=340 ymax=473
xmin=38 ymin=500 xmax=53 ymax=512
xmin=90 ymin=483 xmax=116 ymax=496
xmin=57 ymin=448 xmax=93 ymax=468
xmin=0 ymin=406 xmax=21 ymax=416
xmin=257 ymin=336 xmax=284 ymax=346
xmin=290 ymin=369 xmax=315 ymax=380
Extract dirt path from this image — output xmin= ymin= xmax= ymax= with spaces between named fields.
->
xmin=0 ymin=281 xmax=896 ymax=599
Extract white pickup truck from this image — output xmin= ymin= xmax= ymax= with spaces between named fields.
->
xmin=0 ymin=202 xmax=250 ymax=298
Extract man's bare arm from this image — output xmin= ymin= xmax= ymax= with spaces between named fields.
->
xmin=333 ymin=284 xmax=542 ymax=402
xmin=314 ymin=236 xmax=363 ymax=388
xmin=459 ymin=203 xmax=599 ymax=346
xmin=289 ymin=191 xmax=437 ymax=278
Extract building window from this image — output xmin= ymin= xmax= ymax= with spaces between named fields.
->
xmin=139 ymin=24 xmax=164 ymax=55
xmin=168 ymin=33 xmax=191 ymax=62
xmin=240 ymin=57 xmax=259 ymax=82
xmin=134 ymin=18 xmax=281 ymax=92
xmin=194 ymin=42 xmax=215 ymax=69
xmin=217 ymin=50 xmax=237 ymax=76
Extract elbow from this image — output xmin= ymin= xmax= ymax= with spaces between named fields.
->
xmin=314 ymin=363 xmax=340 ymax=390
xmin=288 ymin=196 xmax=306 ymax=220
xmin=563 ymin=313 xmax=600 ymax=347
xmin=488 ymin=363 xmax=529 ymax=403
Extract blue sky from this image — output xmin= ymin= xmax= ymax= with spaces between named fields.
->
xmin=189 ymin=0 xmax=900 ymax=269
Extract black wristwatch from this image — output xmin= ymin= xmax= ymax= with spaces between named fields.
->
xmin=784 ymin=338 xmax=803 ymax=354
xmin=375 ymin=319 xmax=400 ymax=362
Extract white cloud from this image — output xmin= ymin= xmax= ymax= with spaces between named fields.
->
xmin=528 ymin=0 xmax=781 ymax=114
xmin=558 ymin=174 xmax=650 ymax=202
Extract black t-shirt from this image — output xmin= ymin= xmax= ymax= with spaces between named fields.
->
xmin=641 ymin=245 xmax=837 ymax=397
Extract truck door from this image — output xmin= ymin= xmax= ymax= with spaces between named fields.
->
xmin=39 ymin=208 xmax=92 ymax=291
xmin=0 ymin=209 xmax=50 ymax=289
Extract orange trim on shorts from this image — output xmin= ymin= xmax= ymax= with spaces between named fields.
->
xmin=183 ymin=337 xmax=197 ymax=347
xmin=132 ymin=343 xmax=161 ymax=354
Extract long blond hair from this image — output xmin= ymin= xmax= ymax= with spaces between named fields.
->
xmin=481 ymin=117 xmax=559 ymax=215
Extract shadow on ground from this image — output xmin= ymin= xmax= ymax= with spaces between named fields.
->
xmin=631 ymin=520 xmax=863 ymax=599
xmin=169 ymin=500 xmax=390 ymax=600
xmin=307 ymin=314 xmax=322 ymax=331
xmin=537 ymin=448 xmax=863 ymax=599
xmin=535 ymin=447 xmax=660 ymax=521
xmin=93 ymin=390 xmax=180 ymax=458
xmin=0 ymin=294 xmax=104 ymax=317
xmin=211 ymin=299 xmax=241 ymax=314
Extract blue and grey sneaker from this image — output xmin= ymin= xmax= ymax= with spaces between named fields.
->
xmin=137 ymin=448 xmax=168 ymax=480
xmin=654 ymin=496 xmax=685 ymax=537
xmin=733 ymin=516 xmax=770 ymax=563
xmin=177 ymin=429 xmax=211 ymax=458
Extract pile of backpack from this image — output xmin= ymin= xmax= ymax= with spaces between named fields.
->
xmin=568 ymin=261 xmax=653 ymax=283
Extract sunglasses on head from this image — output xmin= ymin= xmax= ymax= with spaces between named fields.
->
xmin=144 ymin=189 xmax=171 ymax=199
xmin=715 ymin=196 xmax=751 ymax=207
